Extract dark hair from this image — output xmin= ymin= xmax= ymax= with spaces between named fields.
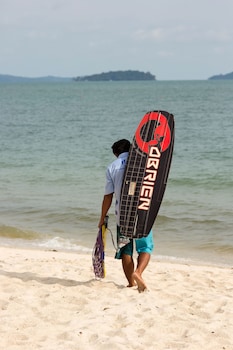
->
xmin=111 ymin=139 xmax=130 ymax=156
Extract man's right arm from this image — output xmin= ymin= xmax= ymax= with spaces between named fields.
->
xmin=98 ymin=193 xmax=113 ymax=228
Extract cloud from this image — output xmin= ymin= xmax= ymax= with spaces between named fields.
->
xmin=133 ymin=28 xmax=164 ymax=42
xmin=157 ymin=51 xmax=174 ymax=58
xmin=205 ymin=29 xmax=232 ymax=43
xmin=133 ymin=25 xmax=202 ymax=44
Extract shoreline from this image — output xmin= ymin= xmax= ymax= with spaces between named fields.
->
xmin=1 ymin=245 xmax=233 ymax=349
xmin=1 ymin=238 xmax=233 ymax=268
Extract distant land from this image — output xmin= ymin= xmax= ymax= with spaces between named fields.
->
xmin=74 ymin=70 xmax=156 ymax=81
xmin=0 ymin=74 xmax=72 ymax=83
xmin=208 ymin=71 xmax=233 ymax=80
xmin=4 ymin=70 xmax=233 ymax=82
xmin=0 ymin=71 xmax=156 ymax=83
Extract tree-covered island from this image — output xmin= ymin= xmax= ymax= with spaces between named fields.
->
xmin=74 ymin=70 xmax=156 ymax=81
xmin=208 ymin=71 xmax=233 ymax=80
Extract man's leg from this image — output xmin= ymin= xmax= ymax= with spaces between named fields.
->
xmin=115 ymin=231 xmax=135 ymax=287
xmin=132 ymin=252 xmax=150 ymax=292
xmin=121 ymin=254 xmax=136 ymax=287
xmin=133 ymin=232 xmax=154 ymax=292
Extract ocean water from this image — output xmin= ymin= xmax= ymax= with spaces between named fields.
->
xmin=0 ymin=80 xmax=232 ymax=265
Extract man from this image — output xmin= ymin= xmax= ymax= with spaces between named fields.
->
xmin=98 ymin=139 xmax=154 ymax=292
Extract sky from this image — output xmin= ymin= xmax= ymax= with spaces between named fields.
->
xmin=0 ymin=0 xmax=233 ymax=80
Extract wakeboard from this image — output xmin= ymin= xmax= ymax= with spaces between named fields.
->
xmin=119 ymin=111 xmax=174 ymax=238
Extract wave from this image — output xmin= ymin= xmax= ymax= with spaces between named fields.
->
xmin=170 ymin=176 xmax=233 ymax=189
xmin=197 ymin=242 xmax=233 ymax=258
xmin=38 ymin=237 xmax=92 ymax=252
xmin=0 ymin=225 xmax=43 ymax=240
xmin=157 ymin=214 xmax=229 ymax=226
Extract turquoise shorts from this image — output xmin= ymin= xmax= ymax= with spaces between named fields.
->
xmin=115 ymin=226 xmax=154 ymax=259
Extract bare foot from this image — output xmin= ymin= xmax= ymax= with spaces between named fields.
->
xmin=132 ymin=272 xmax=147 ymax=293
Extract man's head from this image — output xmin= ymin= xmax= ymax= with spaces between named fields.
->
xmin=111 ymin=139 xmax=130 ymax=157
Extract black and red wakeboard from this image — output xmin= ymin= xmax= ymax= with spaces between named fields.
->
xmin=119 ymin=111 xmax=175 ymax=238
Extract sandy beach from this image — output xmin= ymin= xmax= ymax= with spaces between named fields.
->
xmin=0 ymin=246 xmax=232 ymax=350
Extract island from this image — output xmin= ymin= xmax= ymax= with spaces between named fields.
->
xmin=208 ymin=71 xmax=233 ymax=80
xmin=73 ymin=70 xmax=156 ymax=82
xmin=0 ymin=74 xmax=72 ymax=83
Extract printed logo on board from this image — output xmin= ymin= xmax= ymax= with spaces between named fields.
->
xmin=138 ymin=146 xmax=161 ymax=210
xmin=135 ymin=112 xmax=171 ymax=154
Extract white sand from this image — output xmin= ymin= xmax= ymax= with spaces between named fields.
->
xmin=0 ymin=246 xmax=233 ymax=350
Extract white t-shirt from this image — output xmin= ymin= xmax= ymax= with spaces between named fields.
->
xmin=104 ymin=152 xmax=128 ymax=225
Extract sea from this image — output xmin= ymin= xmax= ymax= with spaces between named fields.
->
xmin=0 ymin=80 xmax=232 ymax=266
